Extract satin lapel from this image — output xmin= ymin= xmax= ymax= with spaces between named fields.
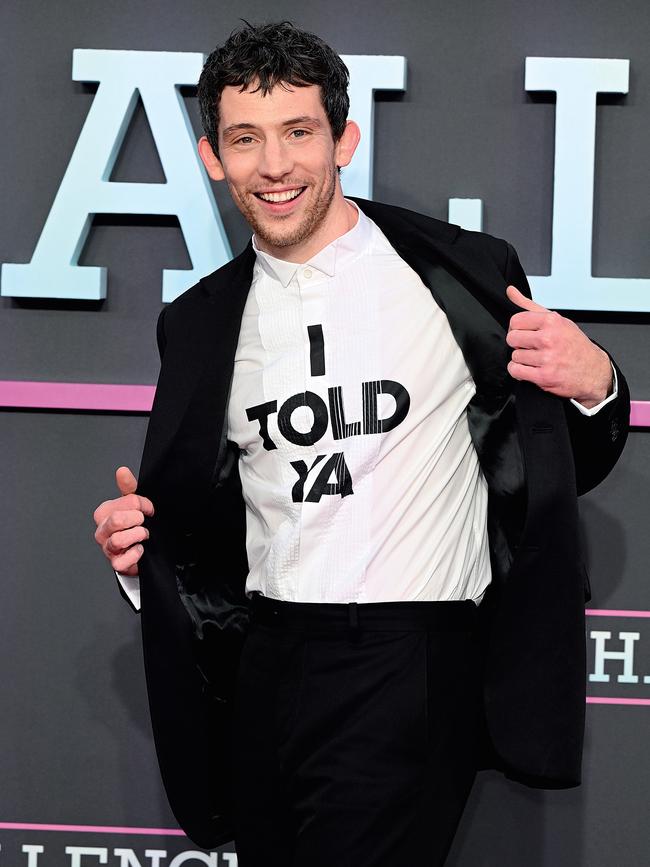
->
xmin=366 ymin=207 xmax=580 ymax=573
xmin=138 ymin=244 xmax=255 ymax=501
xmin=356 ymin=202 xmax=532 ymax=575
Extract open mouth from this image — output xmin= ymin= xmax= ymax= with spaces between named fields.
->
xmin=254 ymin=187 xmax=307 ymax=205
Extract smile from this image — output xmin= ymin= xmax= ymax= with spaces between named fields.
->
xmin=255 ymin=187 xmax=306 ymax=203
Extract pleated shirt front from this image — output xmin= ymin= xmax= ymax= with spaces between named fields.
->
xmin=227 ymin=203 xmax=491 ymax=603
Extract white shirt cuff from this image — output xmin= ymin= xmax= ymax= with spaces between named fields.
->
xmin=570 ymin=363 xmax=618 ymax=417
xmin=116 ymin=571 xmax=141 ymax=611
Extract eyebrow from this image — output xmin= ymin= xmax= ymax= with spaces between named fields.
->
xmin=221 ymin=116 xmax=324 ymax=138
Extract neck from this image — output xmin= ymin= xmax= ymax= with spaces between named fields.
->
xmin=254 ymin=192 xmax=358 ymax=263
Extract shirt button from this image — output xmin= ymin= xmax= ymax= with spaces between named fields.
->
xmin=303 ymin=268 xmax=313 ymax=279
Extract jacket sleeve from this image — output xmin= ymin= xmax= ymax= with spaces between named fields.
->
xmin=503 ymin=241 xmax=630 ymax=496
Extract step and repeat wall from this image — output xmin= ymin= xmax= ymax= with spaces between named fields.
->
xmin=1 ymin=1 xmax=648 ymax=865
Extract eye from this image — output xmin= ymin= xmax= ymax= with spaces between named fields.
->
xmin=235 ymin=135 xmax=256 ymax=145
xmin=289 ymin=129 xmax=309 ymax=139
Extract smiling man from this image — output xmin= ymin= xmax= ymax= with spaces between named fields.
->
xmin=93 ymin=21 xmax=629 ymax=867
xmin=205 ymin=86 xmax=359 ymax=258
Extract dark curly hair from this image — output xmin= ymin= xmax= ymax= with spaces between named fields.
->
xmin=198 ymin=21 xmax=350 ymax=157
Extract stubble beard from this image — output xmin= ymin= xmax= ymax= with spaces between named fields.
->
xmin=229 ymin=165 xmax=337 ymax=251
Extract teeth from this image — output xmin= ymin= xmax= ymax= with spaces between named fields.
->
xmin=258 ymin=188 xmax=303 ymax=203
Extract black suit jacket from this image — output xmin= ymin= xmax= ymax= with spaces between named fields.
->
xmin=134 ymin=197 xmax=629 ymax=848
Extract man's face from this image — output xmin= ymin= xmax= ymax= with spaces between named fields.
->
xmin=199 ymin=83 xmax=358 ymax=256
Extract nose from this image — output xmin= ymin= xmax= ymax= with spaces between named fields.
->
xmin=258 ymin=136 xmax=294 ymax=179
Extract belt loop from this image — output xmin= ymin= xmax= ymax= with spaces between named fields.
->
xmin=348 ymin=602 xmax=360 ymax=640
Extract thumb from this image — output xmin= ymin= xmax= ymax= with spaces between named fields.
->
xmin=115 ymin=465 xmax=138 ymax=496
xmin=506 ymin=284 xmax=547 ymax=313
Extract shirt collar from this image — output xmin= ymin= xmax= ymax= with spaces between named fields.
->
xmin=252 ymin=200 xmax=372 ymax=288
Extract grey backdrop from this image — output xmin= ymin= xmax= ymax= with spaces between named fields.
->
xmin=1 ymin=1 xmax=648 ymax=865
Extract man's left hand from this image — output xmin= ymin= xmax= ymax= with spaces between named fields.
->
xmin=505 ymin=285 xmax=613 ymax=409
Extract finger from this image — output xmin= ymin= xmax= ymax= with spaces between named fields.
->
xmin=510 ymin=348 xmax=546 ymax=368
xmin=94 ymin=495 xmax=139 ymax=526
xmin=507 ymin=360 xmax=543 ymax=384
xmin=118 ymin=564 xmax=140 ymax=578
xmin=95 ymin=494 xmax=154 ymax=527
xmin=133 ymin=494 xmax=154 ymax=517
xmin=111 ymin=544 xmax=144 ymax=573
xmin=508 ymin=310 xmax=554 ymax=333
xmin=105 ymin=525 xmax=149 ymax=555
xmin=93 ymin=499 xmax=116 ymax=526
xmin=505 ymin=329 xmax=545 ymax=350
xmin=507 ymin=360 xmax=557 ymax=390
xmin=95 ymin=509 xmax=146 ymax=544
xmin=118 ymin=492 xmax=154 ymax=516
xmin=116 ymin=466 xmax=138 ymax=496
xmin=506 ymin=285 xmax=547 ymax=313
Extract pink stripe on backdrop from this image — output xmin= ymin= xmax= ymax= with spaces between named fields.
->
xmin=587 ymin=697 xmax=650 ymax=706
xmin=630 ymin=400 xmax=650 ymax=427
xmin=0 ymin=383 xmax=648 ymax=421
xmin=0 ymin=381 xmax=155 ymax=412
xmin=0 ymin=822 xmax=185 ymax=836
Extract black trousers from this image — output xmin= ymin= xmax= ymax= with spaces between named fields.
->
xmin=232 ymin=594 xmax=483 ymax=867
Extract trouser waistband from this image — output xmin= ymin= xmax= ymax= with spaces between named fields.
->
xmin=249 ymin=592 xmax=478 ymax=632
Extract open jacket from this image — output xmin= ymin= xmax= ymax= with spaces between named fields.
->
xmin=133 ymin=197 xmax=629 ymax=848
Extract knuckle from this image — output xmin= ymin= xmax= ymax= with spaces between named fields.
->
xmin=124 ymin=528 xmax=141 ymax=547
xmin=111 ymin=552 xmax=125 ymax=571
xmin=122 ymin=544 xmax=143 ymax=569
xmin=94 ymin=501 xmax=110 ymax=521
xmin=121 ymin=511 xmax=138 ymax=530
xmin=127 ymin=510 xmax=144 ymax=527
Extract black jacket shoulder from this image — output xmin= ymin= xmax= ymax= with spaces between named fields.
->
xmin=350 ymin=196 xmax=515 ymax=277
xmin=155 ymin=242 xmax=255 ymax=357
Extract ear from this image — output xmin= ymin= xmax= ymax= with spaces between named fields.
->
xmin=198 ymin=135 xmax=226 ymax=181
xmin=334 ymin=120 xmax=361 ymax=169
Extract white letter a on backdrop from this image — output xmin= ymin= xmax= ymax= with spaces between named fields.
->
xmin=1 ymin=49 xmax=231 ymax=302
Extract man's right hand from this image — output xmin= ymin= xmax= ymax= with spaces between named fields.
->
xmin=93 ymin=466 xmax=155 ymax=576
